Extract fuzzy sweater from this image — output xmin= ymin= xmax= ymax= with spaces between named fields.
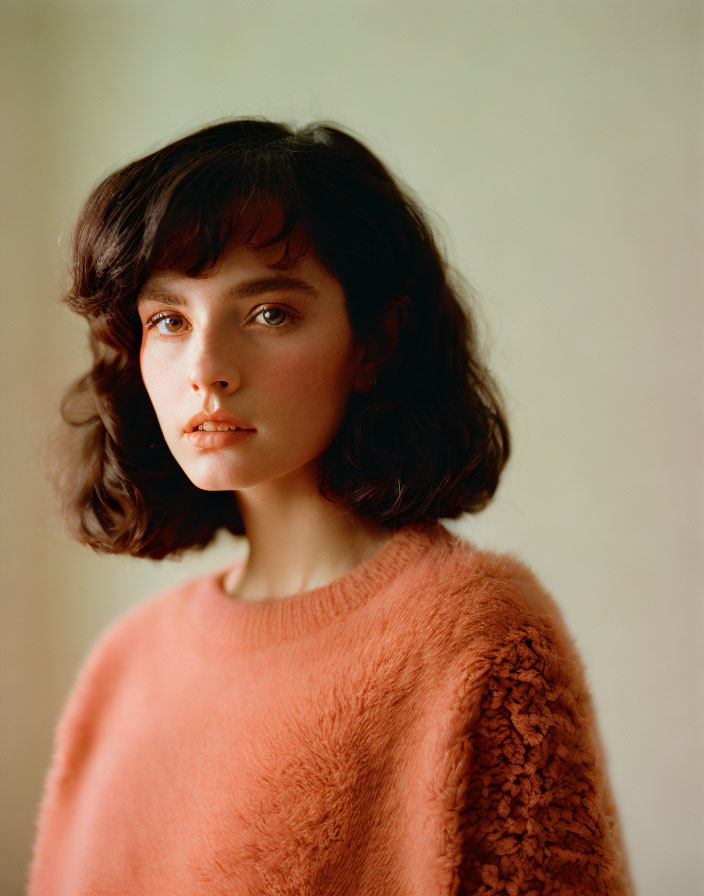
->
xmin=27 ymin=521 xmax=634 ymax=895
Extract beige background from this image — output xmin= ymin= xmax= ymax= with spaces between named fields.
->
xmin=1 ymin=2 xmax=701 ymax=894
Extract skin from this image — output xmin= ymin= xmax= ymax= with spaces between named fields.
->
xmin=137 ymin=240 xmax=401 ymax=602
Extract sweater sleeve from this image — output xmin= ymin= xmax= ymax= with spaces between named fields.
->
xmin=458 ymin=624 xmax=635 ymax=896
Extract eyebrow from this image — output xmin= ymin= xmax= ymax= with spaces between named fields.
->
xmin=137 ymin=275 xmax=320 ymax=306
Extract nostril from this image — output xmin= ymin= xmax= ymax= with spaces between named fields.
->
xmin=191 ymin=379 xmax=230 ymax=393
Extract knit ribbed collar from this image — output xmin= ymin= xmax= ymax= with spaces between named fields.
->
xmin=187 ymin=521 xmax=454 ymax=649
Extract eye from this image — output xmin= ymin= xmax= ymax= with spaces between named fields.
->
xmin=252 ymin=306 xmax=294 ymax=328
xmin=146 ymin=312 xmax=189 ymax=336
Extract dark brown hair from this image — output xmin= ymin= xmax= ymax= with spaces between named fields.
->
xmin=46 ymin=117 xmax=511 ymax=559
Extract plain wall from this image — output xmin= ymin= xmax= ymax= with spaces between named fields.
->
xmin=1 ymin=2 xmax=701 ymax=894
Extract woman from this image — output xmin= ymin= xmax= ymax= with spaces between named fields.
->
xmin=27 ymin=118 xmax=635 ymax=895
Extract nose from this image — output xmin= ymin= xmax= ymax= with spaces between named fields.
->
xmin=188 ymin=332 xmax=241 ymax=397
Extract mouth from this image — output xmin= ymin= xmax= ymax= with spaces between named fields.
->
xmin=193 ymin=423 xmax=249 ymax=432
xmin=186 ymin=427 xmax=255 ymax=449
xmin=185 ymin=412 xmax=255 ymax=433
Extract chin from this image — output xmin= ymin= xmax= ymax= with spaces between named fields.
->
xmin=173 ymin=461 xmax=237 ymax=493
xmin=183 ymin=471 xmax=243 ymax=492
xmin=189 ymin=480 xmax=233 ymax=492
xmin=167 ymin=446 xmax=247 ymax=492
xmin=173 ymin=447 xmax=321 ymax=494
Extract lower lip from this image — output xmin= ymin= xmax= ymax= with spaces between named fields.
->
xmin=186 ymin=429 xmax=255 ymax=449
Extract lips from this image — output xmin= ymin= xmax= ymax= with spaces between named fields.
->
xmin=186 ymin=427 xmax=255 ymax=449
xmin=185 ymin=410 xmax=255 ymax=433
xmin=194 ymin=422 xmax=245 ymax=432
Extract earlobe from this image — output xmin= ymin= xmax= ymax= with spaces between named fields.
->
xmin=352 ymin=296 xmax=410 ymax=393
xmin=352 ymin=361 xmax=378 ymax=394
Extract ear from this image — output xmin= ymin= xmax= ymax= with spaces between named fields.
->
xmin=352 ymin=296 xmax=410 ymax=394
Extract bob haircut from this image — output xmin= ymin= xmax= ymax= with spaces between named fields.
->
xmin=47 ymin=117 xmax=511 ymax=560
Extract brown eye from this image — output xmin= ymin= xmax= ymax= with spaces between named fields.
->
xmin=151 ymin=313 xmax=186 ymax=335
xmin=255 ymin=306 xmax=292 ymax=328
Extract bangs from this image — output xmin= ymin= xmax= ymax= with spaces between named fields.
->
xmin=143 ymin=161 xmax=312 ymax=277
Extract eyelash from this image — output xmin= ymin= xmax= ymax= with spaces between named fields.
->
xmin=144 ymin=305 xmax=296 ymax=336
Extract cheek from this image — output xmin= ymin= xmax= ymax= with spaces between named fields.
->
xmin=139 ymin=351 xmax=172 ymax=418
xmin=263 ymin=341 xmax=356 ymax=408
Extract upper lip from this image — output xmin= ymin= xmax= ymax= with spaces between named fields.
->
xmin=185 ymin=411 xmax=255 ymax=433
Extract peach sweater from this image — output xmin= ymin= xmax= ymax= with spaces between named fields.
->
xmin=27 ymin=521 xmax=634 ymax=895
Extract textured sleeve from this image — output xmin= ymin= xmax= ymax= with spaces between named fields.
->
xmin=458 ymin=625 xmax=635 ymax=896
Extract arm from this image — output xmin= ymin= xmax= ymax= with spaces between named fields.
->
xmin=458 ymin=626 xmax=635 ymax=895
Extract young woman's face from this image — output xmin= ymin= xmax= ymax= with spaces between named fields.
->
xmin=137 ymin=241 xmax=370 ymax=494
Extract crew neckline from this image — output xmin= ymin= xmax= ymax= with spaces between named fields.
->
xmin=187 ymin=520 xmax=455 ymax=649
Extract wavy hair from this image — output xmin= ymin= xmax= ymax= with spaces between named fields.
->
xmin=45 ymin=117 xmax=511 ymax=559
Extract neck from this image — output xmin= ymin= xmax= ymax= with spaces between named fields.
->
xmin=225 ymin=463 xmax=393 ymax=602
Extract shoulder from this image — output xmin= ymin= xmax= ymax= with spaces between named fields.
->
xmin=46 ymin=567 xmax=228 ymax=771
xmin=424 ymin=526 xmax=586 ymax=686
xmin=56 ymin=568 xmax=217 ymax=717
xmin=430 ymin=531 xmax=602 ymax=756
xmin=425 ymin=526 xmax=562 ymax=637
xmin=91 ymin=568 xmax=209 ymax=649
